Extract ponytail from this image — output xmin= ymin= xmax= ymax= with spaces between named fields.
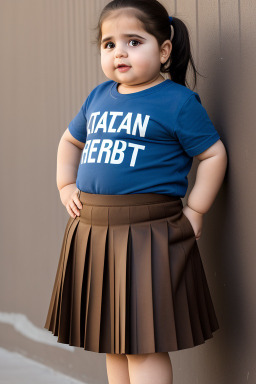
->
xmin=161 ymin=17 xmax=204 ymax=89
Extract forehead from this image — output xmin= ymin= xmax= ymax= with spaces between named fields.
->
xmin=101 ymin=9 xmax=146 ymax=36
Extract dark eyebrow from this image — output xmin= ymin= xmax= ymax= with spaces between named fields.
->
xmin=101 ymin=34 xmax=146 ymax=44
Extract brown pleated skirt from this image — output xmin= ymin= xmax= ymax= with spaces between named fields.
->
xmin=44 ymin=191 xmax=219 ymax=355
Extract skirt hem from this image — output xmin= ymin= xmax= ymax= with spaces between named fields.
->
xmin=44 ymin=325 xmax=220 ymax=355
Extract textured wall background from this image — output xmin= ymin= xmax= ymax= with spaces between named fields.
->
xmin=0 ymin=0 xmax=255 ymax=383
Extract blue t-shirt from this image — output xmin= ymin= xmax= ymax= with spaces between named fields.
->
xmin=68 ymin=79 xmax=220 ymax=197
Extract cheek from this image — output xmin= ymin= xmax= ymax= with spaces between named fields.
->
xmin=133 ymin=47 xmax=160 ymax=68
xmin=101 ymin=53 xmax=109 ymax=68
xmin=102 ymin=51 xmax=112 ymax=59
xmin=133 ymin=54 xmax=156 ymax=70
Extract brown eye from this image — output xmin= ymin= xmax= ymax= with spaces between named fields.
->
xmin=129 ymin=40 xmax=140 ymax=47
xmin=104 ymin=42 xmax=114 ymax=49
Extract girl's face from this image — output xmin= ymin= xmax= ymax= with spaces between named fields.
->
xmin=100 ymin=11 xmax=171 ymax=92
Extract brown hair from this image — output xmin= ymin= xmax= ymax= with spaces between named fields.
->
xmin=92 ymin=0 xmax=203 ymax=90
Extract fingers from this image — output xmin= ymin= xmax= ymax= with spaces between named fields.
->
xmin=74 ymin=190 xmax=83 ymax=210
xmin=67 ymin=200 xmax=80 ymax=218
xmin=66 ymin=191 xmax=83 ymax=218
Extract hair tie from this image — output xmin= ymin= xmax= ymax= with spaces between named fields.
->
xmin=168 ymin=16 xmax=174 ymax=41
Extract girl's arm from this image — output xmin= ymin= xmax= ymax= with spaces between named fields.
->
xmin=57 ymin=128 xmax=84 ymax=191
xmin=187 ymin=139 xmax=227 ymax=213
xmin=56 ymin=128 xmax=84 ymax=218
xmin=183 ymin=139 xmax=228 ymax=239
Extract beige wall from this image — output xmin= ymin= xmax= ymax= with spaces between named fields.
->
xmin=1 ymin=0 xmax=256 ymax=383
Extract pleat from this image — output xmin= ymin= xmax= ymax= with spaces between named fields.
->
xmin=58 ymin=220 xmax=80 ymax=343
xmin=98 ymin=227 xmax=112 ymax=352
xmin=84 ymin=223 xmax=108 ymax=352
xmin=184 ymin=244 xmax=205 ymax=345
xmin=150 ymin=220 xmax=178 ymax=351
xmin=48 ymin=293 xmax=58 ymax=334
xmin=69 ymin=221 xmax=91 ymax=346
xmin=192 ymin=248 xmax=219 ymax=336
xmin=44 ymin=216 xmax=73 ymax=331
xmin=44 ymin=217 xmax=79 ymax=333
xmin=167 ymin=220 xmax=195 ymax=349
xmin=112 ymin=224 xmax=130 ymax=354
xmin=105 ymin=225 xmax=115 ymax=353
xmin=129 ymin=222 xmax=155 ymax=354
xmin=168 ymin=215 xmax=219 ymax=350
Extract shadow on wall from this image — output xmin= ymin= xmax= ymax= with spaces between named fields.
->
xmin=200 ymin=24 xmax=256 ymax=383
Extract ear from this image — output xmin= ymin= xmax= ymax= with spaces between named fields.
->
xmin=160 ymin=39 xmax=172 ymax=64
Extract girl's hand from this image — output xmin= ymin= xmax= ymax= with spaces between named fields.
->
xmin=59 ymin=183 xmax=83 ymax=218
xmin=182 ymin=204 xmax=204 ymax=240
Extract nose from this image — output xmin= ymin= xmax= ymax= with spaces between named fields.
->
xmin=114 ymin=43 xmax=128 ymax=58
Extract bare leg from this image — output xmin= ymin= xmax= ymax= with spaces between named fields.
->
xmin=106 ymin=353 xmax=131 ymax=384
xmin=126 ymin=352 xmax=173 ymax=384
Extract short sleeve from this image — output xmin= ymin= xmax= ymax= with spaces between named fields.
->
xmin=174 ymin=93 xmax=220 ymax=157
xmin=68 ymin=97 xmax=89 ymax=143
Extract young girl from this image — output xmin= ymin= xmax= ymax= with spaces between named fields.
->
xmin=44 ymin=0 xmax=227 ymax=383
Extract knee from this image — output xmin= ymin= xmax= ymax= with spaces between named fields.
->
xmin=126 ymin=352 xmax=172 ymax=384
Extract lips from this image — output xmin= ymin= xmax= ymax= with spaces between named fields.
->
xmin=117 ymin=64 xmax=130 ymax=68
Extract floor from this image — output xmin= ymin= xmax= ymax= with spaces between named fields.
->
xmin=0 ymin=347 xmax=86 ymax=384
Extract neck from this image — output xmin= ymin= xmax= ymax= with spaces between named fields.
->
xmin=117 ymin=75 xmax=166 ymax=94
